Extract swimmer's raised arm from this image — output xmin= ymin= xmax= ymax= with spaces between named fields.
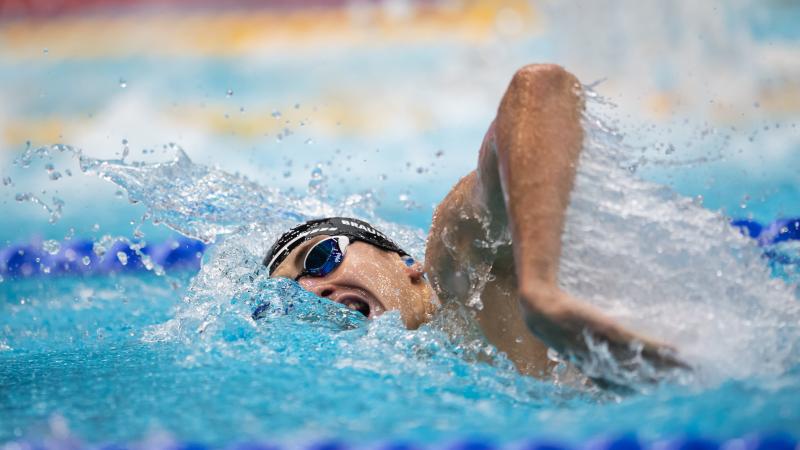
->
xmin=425 ymin=64 xmax=684 ymax=378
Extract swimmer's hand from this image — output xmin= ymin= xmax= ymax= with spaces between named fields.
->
xmin=520 ymin=282 xmax=689 ymax=380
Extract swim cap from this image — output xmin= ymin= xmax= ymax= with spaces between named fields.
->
xmin=263 ymin=217 xmax=408 ymax=275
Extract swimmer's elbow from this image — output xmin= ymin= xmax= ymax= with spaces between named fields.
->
xmin=506 ymin=64 xmax=581 ymax=99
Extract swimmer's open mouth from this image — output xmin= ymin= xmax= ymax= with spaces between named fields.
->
xmin=334 ymin=293 xmax=385 ymax=319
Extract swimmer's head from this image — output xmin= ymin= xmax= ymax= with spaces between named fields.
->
xmin=264 ymin=217 xmax=436 ymax=328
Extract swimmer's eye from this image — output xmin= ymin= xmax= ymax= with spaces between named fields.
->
xmin=295 ymin=236 xmax=350 ymax=281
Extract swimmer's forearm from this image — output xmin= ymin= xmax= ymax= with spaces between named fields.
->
xmin=480 ymin=64 xmax=584 ymax=286
xmin=486 ymin=65 xmax=687 ymax=374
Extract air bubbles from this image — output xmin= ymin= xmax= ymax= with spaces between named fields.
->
xmin=435 ymin=150 xmax=444 ymax=158
xmin=82 ymin=256 xmax=91 ymax=266
xmin=119 ymin=78 xmax=128 ymax=89
xmin=304 ymin=138 xmax=314 ymax=145
xmin=226 ymin=89 xmax=234 ymax=98
xmin=2 ymin=176 xmax=12 ymax=187
xmin=271 ymin=109 xmax=282 ymax=119
xmin=117 ymin=251 xmax=129 ymax=266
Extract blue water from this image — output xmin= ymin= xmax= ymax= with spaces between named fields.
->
xmin=2 ymin=99 xmax=800 ymax=446
xmin=2 ymin=1 xmax=800 ymax=447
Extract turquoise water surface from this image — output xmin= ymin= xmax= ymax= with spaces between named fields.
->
xmin=2 ymin=1 xmax=800 ymax=447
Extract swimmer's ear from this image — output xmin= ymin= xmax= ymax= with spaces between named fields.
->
xmin=402 ymin=256 xmax=426 ymax=283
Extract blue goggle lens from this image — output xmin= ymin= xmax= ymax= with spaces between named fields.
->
xmin=304 ymin=238 xmax=345 ymax=277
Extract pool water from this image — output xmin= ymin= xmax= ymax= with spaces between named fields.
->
xmin=2 ymin=100 xmax=799 ymax=447
xmin=2 ymin=1 xmax=800 ymax=447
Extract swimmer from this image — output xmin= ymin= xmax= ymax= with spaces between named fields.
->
xmin=264 ymin=64 xmax=684 ymax=379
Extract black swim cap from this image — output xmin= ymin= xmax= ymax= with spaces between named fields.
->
xmin=263 ymin=217 xmax=408 ymax=275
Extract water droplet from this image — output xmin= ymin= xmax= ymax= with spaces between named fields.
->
xmin=82 ymin=256 xmax=91 ymax=266
xmin=467 ymin=294 xmax=484 ymax=310
xmin=226 ymin=89 xmax=234 ymax=97
xmin=379 ymin=174 xmax=387 ymax=181
xmin=119 ymin=78 xmax=127 ymax=89
xmin=305 ymin=138 xmax=313 ymax=145
xmin=117 ymin=251 xmax=128 ymax=266
xmin=42 ymin=240 xmax=61 ymax=255
xmin=271 ymin=109 xmax=282 ymax=119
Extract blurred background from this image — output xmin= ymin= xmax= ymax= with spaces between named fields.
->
xmin=1 ymin=0 xmax=799 ymax=244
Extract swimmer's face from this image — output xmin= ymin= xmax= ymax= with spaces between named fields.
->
xmin=270 ymin=235 xmax=437 ymax=329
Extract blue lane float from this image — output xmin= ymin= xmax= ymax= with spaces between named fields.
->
xmin=1 ymin=434 xmax=797 ymax=450
xmin=0 ymin=236 xmax=205 ymax=279
xmin=731 ymin=217 xmax=800 ymax=246
xmin=0 ymin=217 xmax=798 ymax=279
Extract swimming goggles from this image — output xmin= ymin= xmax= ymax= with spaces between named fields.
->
xmin=294 ymin=236 xmax=350 ymax=281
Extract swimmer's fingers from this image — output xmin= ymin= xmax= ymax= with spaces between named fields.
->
xmin=520 ymin=284 xmax=690 ymax=381
xmin=599 ymin=331 xmax=691 ymax=375
xmin=637 ymin=336 xmax=691 ymax=371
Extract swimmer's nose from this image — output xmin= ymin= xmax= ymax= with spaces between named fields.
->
xmin=297 ymin=278 xmax=334 ymax=298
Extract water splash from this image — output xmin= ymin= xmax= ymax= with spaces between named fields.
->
xmin=556 ymin=95 xmax=800 ymax=384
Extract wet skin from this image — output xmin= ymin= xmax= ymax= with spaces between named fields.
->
xmin=271 ymin=64 xmax=684 ymax=379
xmin=271 ymin=235 xmax=436 ymax=329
